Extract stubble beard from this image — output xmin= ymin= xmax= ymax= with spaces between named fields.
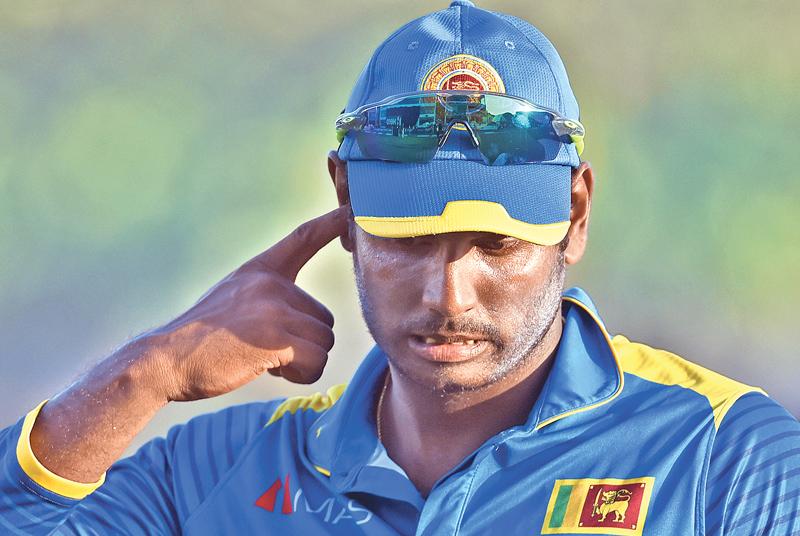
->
xmin=352 ymin=245 xmax=566 ymax=395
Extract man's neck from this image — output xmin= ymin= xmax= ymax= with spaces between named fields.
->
xmin=379 ymin=313 xmax=563 ymax=498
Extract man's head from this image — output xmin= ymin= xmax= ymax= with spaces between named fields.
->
xmin=328 ymin=0 xmax=594 ymax=393
xmin=329 ymin=155 xmax=593 ymax=394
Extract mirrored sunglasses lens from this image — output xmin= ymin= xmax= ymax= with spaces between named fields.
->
xmin=352 ymin=97 xmax=440 ymax=162
xmin=474 ymin=110 xmax=562 ymax=165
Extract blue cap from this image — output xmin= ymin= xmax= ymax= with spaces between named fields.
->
xmin=338 ymin=0 xmax=581 ymax=245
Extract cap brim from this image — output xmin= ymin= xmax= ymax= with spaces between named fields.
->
xmin=346 ymin=160 xmax=572 ymax=246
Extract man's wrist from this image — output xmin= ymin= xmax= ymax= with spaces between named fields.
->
xmin=17 ymin=399 xmax=107 ymax=499
xmin=27 ymin=333 xmax=173 ymax=485
xmin=119 ymin=331 xmax=177 ymax=404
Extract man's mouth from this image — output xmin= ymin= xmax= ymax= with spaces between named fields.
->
xmin=408 ymin=333 xmax=492 ymax=362
xmin=416 ymin=334 xmax=480 ymax=345
xmin=422 ymin=337 xmax=477 ymax=345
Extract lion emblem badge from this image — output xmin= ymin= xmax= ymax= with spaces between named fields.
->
xmin=592 ymin=487 xmax=632 ymax=523
xmin=542 ymin=477 xmax=654 ymax=535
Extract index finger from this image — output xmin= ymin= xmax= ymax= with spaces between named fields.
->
xmin=245 ymin=204 xmax=350 ymax=280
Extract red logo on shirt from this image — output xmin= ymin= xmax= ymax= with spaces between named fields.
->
xmin=255 ymin=473 xmax=293 ymax=514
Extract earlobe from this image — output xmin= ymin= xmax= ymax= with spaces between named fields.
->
xmin=564 ymin=162 xmax=594 ymax=265
xmin=327 ymin=150 xmax=355 ymax=253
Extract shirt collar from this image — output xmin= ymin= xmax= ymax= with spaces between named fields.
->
xmin=530 ymin=286 xmax=624 ymax=430
xmin=305 ymin=286 xmax=623 ymax=491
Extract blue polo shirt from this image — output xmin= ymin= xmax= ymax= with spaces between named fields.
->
xmin=1 ymin=287 xmax=799 ymax=535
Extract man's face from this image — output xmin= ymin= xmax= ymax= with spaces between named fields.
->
xmin=351 ymin=225 xmax=566 ymax=394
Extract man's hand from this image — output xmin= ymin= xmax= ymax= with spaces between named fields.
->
xmin=151 ymin=204 xmax=350 ymax=399
xmin=28 ymin=204 xmax=350 ymax=483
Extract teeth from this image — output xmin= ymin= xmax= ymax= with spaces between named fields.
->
xmin=422 ymin=337 xmax=477 ymax=345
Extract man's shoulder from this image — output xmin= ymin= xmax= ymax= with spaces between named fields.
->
xmin=172 ymin=382 xmax=349 ymax=440
xmin=610 ymin=334 xmax=768 ymax=429
xmin=263 ymin=383 xmax=348 ymax=427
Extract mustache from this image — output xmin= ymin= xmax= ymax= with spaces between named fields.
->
xmin=402 ymin=316 xmax=503 ymax=348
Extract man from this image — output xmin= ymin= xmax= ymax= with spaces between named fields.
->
xmin=1 ymin=1 xmax=798 ymax=534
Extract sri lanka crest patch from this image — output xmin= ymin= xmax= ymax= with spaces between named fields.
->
xmin=541 ymin=477 xmax=655 ymax=535
xmin=420 ymin=53 xmax=505 ymax=92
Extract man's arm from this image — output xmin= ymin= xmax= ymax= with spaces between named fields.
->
xmin=26 ymin=335 xmax=171 ymax=486
xmin=704 ymin=391 xmax=800 ymax=535
xmin=0 ymin=204 xmax=349 ymax=533
xmin=1 ymin=399 xmax=285 ymax=535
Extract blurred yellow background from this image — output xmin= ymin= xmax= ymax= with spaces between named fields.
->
xmin=1 ymin=1 xmax=798 ymax=451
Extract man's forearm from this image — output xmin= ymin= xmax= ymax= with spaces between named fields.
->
xmin=22 ymin=206 xmax=347 ymax=486
xmin=28 ymin=333 xmax=170 ymax=483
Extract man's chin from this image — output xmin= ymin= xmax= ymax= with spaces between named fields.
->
xmin=388 ymin=349 xmax=510 ymax=395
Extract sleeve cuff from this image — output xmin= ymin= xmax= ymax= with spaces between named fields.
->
xmin=15 ymin=400 xmax=106 ymax=500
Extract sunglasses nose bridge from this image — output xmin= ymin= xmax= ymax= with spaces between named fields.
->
xmin=437 ymin=120 xmax=481 ymax=148
xmin=460 ymin=121 xmax=481 ymax=147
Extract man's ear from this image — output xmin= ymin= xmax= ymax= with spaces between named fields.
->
xmin=327 ymin=150 xmax=354 ymax=252
xmin=564 ymin=162 xmax=594 ymax=265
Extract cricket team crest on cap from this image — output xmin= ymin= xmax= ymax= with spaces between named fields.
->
xmin=420 ymin=54 xmax=506 ymax=92
xmin=541 ymin=477 xmax=655 ymax=535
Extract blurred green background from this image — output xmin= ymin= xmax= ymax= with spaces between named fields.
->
xmin=1 ymin=1 xmax=798 ymax=451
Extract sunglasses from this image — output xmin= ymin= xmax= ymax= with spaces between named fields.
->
xmin=335 ymin=90 xmax=584 ymax=165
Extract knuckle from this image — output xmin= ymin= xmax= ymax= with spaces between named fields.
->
xmin=309 ymin=301 xmax=334 ymax=326
xmin=234 ymin=272 xmax=259 ymax=298
xmin=233 ymin=262 xmax=254 ymax=276
xmin=306 ymin=353 xmax=328 ymax=383
xmin=292 ymin=222 xmax=312 ymax=242
xmin=293 ymin=358 xmax=326 ymax=384
xmin=236 ymin=255 xmax=281 ymax=278
xmin=234 ymin=258 xmax=266 ymax=276
xmin=319 ymin=304 xmax=335 ymax=325
xmin=259 ymin=295 xmax=298 ymax=319
xmin=221 ymin=271 xmax=266 ymax=303
xmin=263 ymin=276 xmax=300 ymax=304
xmin=299 ymin=369 xmax=323 ymax=385
xmin=292 ymin=286 xmax=334 ymax=325
xmin=244 ymin=270 xmax=278 ymax=290
xmin=252 ymin=298 xmax=281 ymax=319
xmin=322 ymin=329 xmax=335 ymax=351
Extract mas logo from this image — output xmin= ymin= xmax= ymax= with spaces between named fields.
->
xmin=541 ymin=477 xmax=655 ymax=535
xmin=255 ymin=473 xmax=372 ymax=526
xmin=420 ymin=54 xmax=505 ymax=92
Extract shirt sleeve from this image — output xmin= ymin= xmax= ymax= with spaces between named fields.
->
xmin=0 ymin=398 xmax=285 ymax=535
xmin=704 ymin=391 xmax=800 ymax=535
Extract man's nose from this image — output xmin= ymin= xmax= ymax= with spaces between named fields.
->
xmin=420 ymin=246 xmax=479 ymax=317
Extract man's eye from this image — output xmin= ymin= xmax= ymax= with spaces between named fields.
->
xmin=479 ymin=237 xmax=519 ymax=251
